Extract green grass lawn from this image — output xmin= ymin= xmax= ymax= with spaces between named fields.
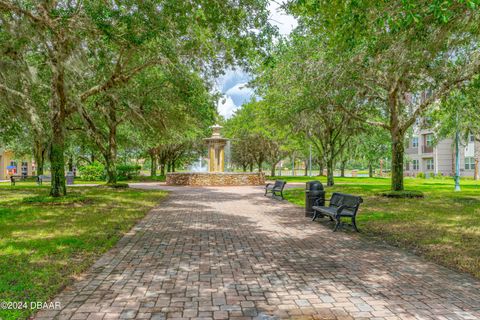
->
xmin=0 ymin=185 xmax=167 ymax=320
xmin=279 ymin=176 xmax=480 ymax=279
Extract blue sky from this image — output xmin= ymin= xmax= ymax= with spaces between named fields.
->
xmin=216 ymin=1 xmax=297 ymax=119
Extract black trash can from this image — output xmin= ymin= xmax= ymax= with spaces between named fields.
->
xmin=305 ymin=181 xmax=325 ymax=217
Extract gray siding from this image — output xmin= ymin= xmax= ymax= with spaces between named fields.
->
xmin=403 ymin=133 xmax=476 ymax=177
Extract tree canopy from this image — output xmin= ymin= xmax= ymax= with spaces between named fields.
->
xmin=0 ymin=0 xmax=274 ymax=195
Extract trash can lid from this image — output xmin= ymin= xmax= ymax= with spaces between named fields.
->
xmin=306 ymin=180 xmax=324 ymax=191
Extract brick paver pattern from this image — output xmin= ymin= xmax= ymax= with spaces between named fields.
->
xmin=35 ymin=185 xmax=480 ymax=320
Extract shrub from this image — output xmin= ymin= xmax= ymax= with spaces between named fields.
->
xmin=416 ymin=172 xmax=425 ymax=179
xmin=105 ymin=183 xmax=129 ymax=189
xmin=117 ymin=164 xmax=141 ymax=180
xmin=79 ymin=162 xmax=105 ymax=181
xmin=377 ymin=190 xmax=424 ymax=198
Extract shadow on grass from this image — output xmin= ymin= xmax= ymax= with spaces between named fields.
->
xmin=0 ymin=186 xmax=167 ymax=320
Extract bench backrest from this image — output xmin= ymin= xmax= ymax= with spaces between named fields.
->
xmin=329 ymin=192 xmax=363 ymax=210
xmin=274 ymin=180 xmax=286 ymax=189
xmin=39 ymin=175 xmax=52 ymax=182
xmin=11 ymin=175 xmax=37 ymax=180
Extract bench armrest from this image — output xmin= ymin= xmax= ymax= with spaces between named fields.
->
xmin=265 ymin=183 xmax=271 ymax=188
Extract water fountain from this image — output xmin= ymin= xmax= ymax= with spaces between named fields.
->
xmin=166 ymin=125 xmax=265 ymax=186
xmin=188 ymin=156 xmax=207 ymax=172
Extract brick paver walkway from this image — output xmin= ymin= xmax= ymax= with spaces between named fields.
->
xmin=36 ymin=185 xmax=480 ymax=320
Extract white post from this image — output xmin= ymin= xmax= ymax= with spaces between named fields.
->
xmin=292 ymin=156 xmax=295 ymax=176
xmin=309 ymin=144 xmax=312 ymax=177
xmin=455 ymin=111 xmax=461 ymax=191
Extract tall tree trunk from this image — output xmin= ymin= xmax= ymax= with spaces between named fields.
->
xmin=167 ymin=162 xmax=172 ymax=173
xmin=150 ymin=153 xmax=157 ymax=177
xmin=49 ymin=56 xmax=69 ymax=197
xmin=326 ymin=158 xmax=334 ymax=186
xmin=317 ymin=160 xmax=324 ymax=176
xmin=249 ymin=163 xmax=253 ymax=172
xmin=160 ymin=163 xmax=165 ymax=176
xmin=68 ymin=156 xmax=73 ymax=172
xmin=172 ymin=160 xmax=176 ymax=172
xmin=50 ymin=121 xmax=66 ymax=197
xmin=242 ymin=164 xmax=247 ymax=172
xmin=474 ymin=139 xmax=480 ymax=180
xmin=391 ymin=129 xmax=405 ymax=191
xmin=258 ymin=161 xmax=263 ymax=172
xmin=104 ymin=121 xmax=118 ymax=185
xmin=104 ymin=155 xmax=117 ymax=185
xmin=33 ymin=141 xmax=46 ymax=176
xmin=304 ymin=160 xmax=308 ymax=176
xmin=368 ymin=163 xmax=373 ymax=178
xmin=270 ymin=160 xmax=280 ymax=177
xmin=475 ymin=159 xmax=479 ymax=180
xmin=103 ymin=147 xmax=117 ymax=185
xmin=340 ymin=160 xmax=346 ymax=177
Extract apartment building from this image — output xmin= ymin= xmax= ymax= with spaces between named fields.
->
xmin=405 ymin=129 xmax=477 ymax=177
xmin=0 ymin=149 xmax=36 ymax=180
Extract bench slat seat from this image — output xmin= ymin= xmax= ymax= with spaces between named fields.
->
xmin=312 ymin=192 xmax=363 ymax=232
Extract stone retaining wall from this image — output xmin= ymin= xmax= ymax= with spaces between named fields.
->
xmin=166 ymin=172 xmax=265 ymax=186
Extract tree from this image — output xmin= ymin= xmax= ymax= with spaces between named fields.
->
xmin=225 ymin=100 xmax=288 ymax=175
xmin=230 ymin=138 xmax=255 ymax=172
xmin=433 ymin=75 xmax=480 ymax=179
xmin=286 ymin=0 xmax=480 ymax=190
xmin=0 ymin=32 xmax=50 ymax=175
xmin=254 ymin=35 xmax=363 ymax=185
xmin=0 ymin=0 xmax=273 ymax=195
xmin=356 ymin=128 xmax=391 ymax=178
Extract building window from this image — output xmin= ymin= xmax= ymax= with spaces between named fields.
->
xmin=470 ymin=134 xmax=475 ymax=143
xmin=413 ymin=159 xmax=419 ymax=170
xmin=21 ymin=162 xmax=28 ymax=176
xmin=426 ymin=158 xmax=434 ymax=171
xmin=425 ymin=134 xmax=434 ymax=147
xmin=465 ymin=157 xmax=475 ymax=170
xmin=412 ymin=137 xmax=418 ymax=148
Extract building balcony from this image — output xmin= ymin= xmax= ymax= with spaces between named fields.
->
xmin=422 ymin=146 xmax=433 ymax=153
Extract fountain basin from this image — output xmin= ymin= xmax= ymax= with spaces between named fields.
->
xmin=166 ymin=172 xmax=265 ymax=186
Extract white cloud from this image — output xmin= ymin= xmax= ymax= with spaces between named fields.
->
xmin=268 ymin=1 xmax=297 ymax=36
xmin=217 ymin=96 xmax=238 ymax=119
xmin=225 ymin=83 xmax=254 ymax=106
xmin=226 ymin=83 xmax=251 ymax=95
xmin=215 ymin=2 xmax=297 ymax=118
xmin=214 ymin=69 xmax=253 ymax=119
xmin=215 ymin=68 xmax=251 ymax=92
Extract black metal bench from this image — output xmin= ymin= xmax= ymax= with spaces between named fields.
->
xmin=264 ymin=180 xmax=287 ymax=200
xmin=38 ymin=175 xmax=51 ymax=185
xmin=10 ymin=175 xmax=41 ymax=186
xmin=312 ymin=192 xmax=363 ymax=232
